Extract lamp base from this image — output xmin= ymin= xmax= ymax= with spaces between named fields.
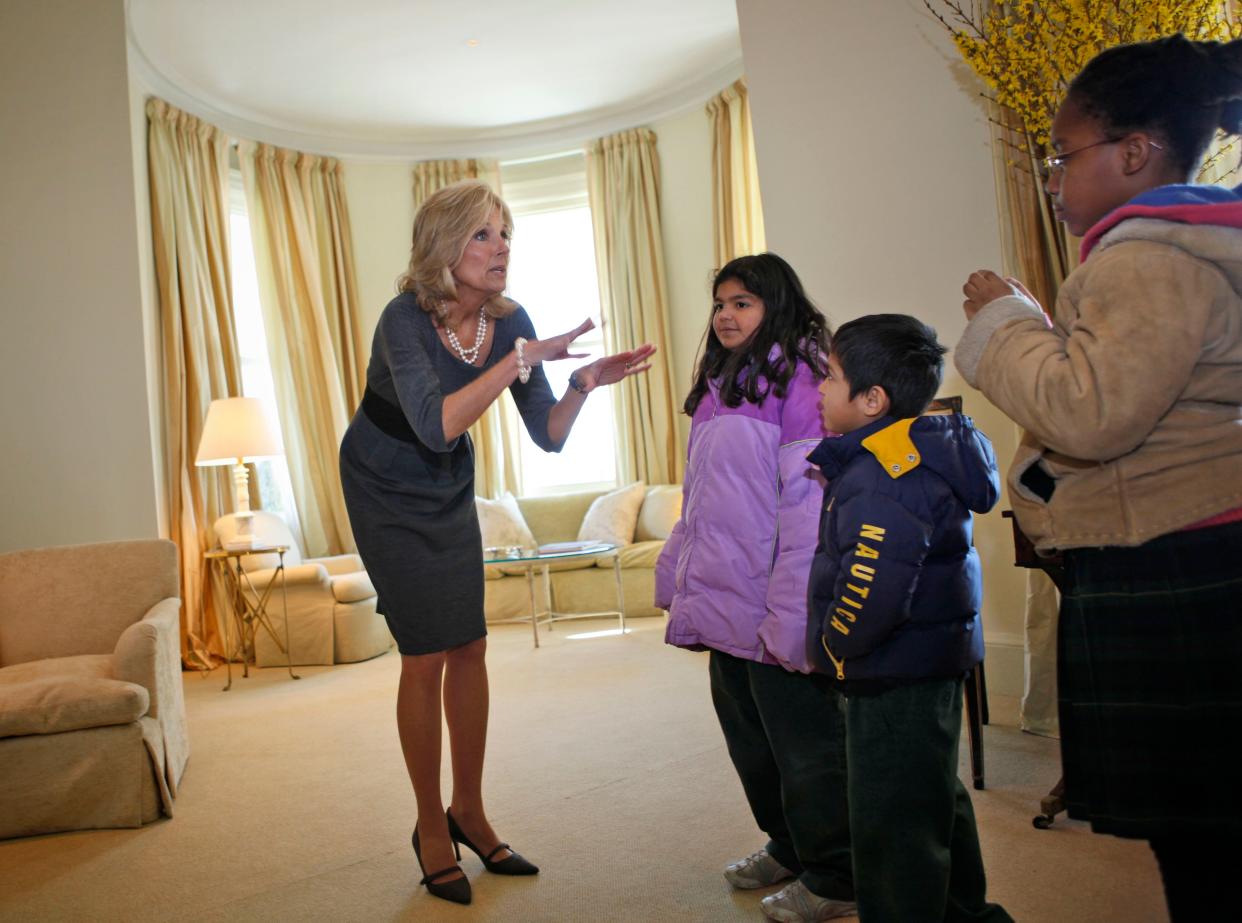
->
xmin=222 ymin=510 xmax=257 ymax=551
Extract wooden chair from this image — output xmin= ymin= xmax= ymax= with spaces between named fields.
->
xmin=964 ymin=661 xmax=989 ymax=790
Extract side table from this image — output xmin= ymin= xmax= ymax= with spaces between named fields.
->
xmin=205 ymin=545 xmax=300 ymax=691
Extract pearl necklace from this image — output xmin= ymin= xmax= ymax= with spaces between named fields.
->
xmin=446 ymin=307 xmax=488 ymax=364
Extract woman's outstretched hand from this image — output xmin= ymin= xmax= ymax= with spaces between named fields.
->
xmin=526 ymin=319 xmax=595 ymax=365
xmin=572 ymin=343 xmax=657 ymax=392
xmin=962 ymin=270 xmax=1036 ymax=319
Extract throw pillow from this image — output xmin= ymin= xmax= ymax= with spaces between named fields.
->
xmin=634 ymin=484 xmax=683 ymax=542
xmin=577 ymin=481 xmax=646 ymax=547
xmin=475 ymin=492 xmax=538 ymax=551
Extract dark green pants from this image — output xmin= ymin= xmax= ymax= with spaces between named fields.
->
xmin=840 ymin=679 xmax=1011 ymax=923
xmin=709 ymin=650 xmax=853 ymax=900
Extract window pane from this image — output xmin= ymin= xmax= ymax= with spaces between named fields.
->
xmin=505 ymin=205 xmax=617 ymax=494
xmin=228 ymin=182 xmax=302 ymax=534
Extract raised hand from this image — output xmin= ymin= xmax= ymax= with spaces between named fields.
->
xmin=571 ymin=343 xmax=657 ymax=392
xmin=526 ymin=318 xmax=595 ymax=365
xmin=962 ymin=269 xmax=1029 ymax=319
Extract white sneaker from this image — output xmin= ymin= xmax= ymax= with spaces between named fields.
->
xmin=723 ymin=847 xmax=795 ymax=890
xmin=760 ymin=879 xmax=858 ymax=922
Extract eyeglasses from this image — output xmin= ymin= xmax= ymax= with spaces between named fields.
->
xmin=1040 ymin=137 xmax=1164 ymax=178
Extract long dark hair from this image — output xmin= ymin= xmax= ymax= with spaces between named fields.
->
xmin=683 ymin=253 xmax=831 ymax=415
xmin=1068 ymin=35 xmax=1242 ymax=178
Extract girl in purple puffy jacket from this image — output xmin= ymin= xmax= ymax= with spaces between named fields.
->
xmin=656 ymin=253 xmax=855 ymax=922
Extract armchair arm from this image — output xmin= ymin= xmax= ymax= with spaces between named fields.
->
xmin=306 ymin=553 xmax=364 ymax=576
xmin=113 ymin=596 xmax=190 ymax=798
xmin=247 ymin=563 xmax=330 ymax=589
xmin=113 ymin=597 xmax=182 ymax=721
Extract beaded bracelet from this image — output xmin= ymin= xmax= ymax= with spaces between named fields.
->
xmin=513 ymin=337 xmax=532 ymax=384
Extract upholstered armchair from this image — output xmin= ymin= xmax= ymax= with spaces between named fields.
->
xmin=0 ymin=540 xmax=188 ymax=839
xmin=212 ymin=511 xmax=391 ymax=666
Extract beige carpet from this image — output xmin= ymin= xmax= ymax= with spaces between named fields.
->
xmin=0 ymin=617 xmax=1165 ymax=922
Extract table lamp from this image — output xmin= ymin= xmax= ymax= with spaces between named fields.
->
xmin=195 ymin=397 xmax=283 ymax=550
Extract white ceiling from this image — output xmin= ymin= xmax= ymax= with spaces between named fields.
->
xmin=127 ymin=0 xmax=744 ymax=160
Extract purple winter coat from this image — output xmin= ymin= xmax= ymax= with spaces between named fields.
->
xmin=656 ymin=358 xmax=828 ymax=673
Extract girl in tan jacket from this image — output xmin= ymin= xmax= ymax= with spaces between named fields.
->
xmin=954 ymin=35 xmax=1242 ymax=923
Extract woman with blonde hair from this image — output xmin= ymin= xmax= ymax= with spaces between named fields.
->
xmin=339 ymin=180 xmax=654 ymax=905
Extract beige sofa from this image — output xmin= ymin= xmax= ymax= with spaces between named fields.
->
xmin=0 ymin=540 xmax=188 ymax=838
xmin=483 ymin=485 xmax=681 ymax=623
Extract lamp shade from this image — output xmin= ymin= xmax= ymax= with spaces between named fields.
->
xmin=195 ymin=397 xmax=284 ymax=466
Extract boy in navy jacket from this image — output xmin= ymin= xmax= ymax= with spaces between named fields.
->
xmin=806 ymin=314 xmax=1011 ymax=923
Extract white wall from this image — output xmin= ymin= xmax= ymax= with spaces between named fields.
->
xmin=0 ymin=0 xmax=160 ymax=553
xmin=736 ymin=0 xmax=1026 ymax=693
xmin=342 ymin=161 xmax=416 ymax=345
xmin=652 ymin=107 xmax=717 ymax=450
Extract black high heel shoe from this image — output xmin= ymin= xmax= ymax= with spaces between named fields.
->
xmin=447 ymin=809 xmax=539 ymax=876
xmin=412 ymin=826 xmax=472 ymax=904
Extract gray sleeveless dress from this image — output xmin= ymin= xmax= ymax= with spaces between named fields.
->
xmin=339 ymin=293 xmax=560 ymax=654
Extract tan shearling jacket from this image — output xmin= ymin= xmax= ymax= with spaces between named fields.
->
xmin=955 ymin=217 xmax=1242 ymax=552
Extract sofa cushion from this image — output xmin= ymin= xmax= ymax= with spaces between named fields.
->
xmin=0 ymin=676 xmax=149 ymax=738
xmin=476 ymin=492 xmax=538 ymax=551
xmin=635 ymin=484 xmax=683 ymax=542
xmin=577 ymin=482 xmax=646 ymax=547
xmin=517 ymin=490 xmax=605 ymax=544
xmin=0 ymin=654 xmax=112 ymax=685
xmin=330 ymin=571 xmax=375 ymax=603
xmin=550 ymin=565 xmax=664 ymax=620
xmin=599 ymin=540 xmax=665 ymax=570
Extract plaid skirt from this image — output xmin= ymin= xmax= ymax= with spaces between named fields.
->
xmin=1059 ymin=520 xmax=1242 ymax=839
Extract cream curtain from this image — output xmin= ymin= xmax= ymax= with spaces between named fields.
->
xmin=707 ymin=78 xmax=767 ymax=267
xmin=237 ymin=142 xmax=360 ymax=558
xmin=586 ymin=129 xmax=683 ymax=485
xmin=412 ymin=159 xmax=502 ymax=207
xmin=411 ymin=158 xmax=520 ymax=499
xmin=315 ymin=163 xmax=367 ymax=411
xmin=146 ymin=98 xmax=240 ymax=669
xmin=988 ymin=103 xmax=1076 ymax=737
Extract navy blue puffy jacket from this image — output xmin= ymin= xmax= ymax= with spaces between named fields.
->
xmin=805 ymin=414 xmax=1000 ymax=688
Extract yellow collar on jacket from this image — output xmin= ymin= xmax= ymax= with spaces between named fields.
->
xmin=860 ymin=418 xmax=921 ymax=479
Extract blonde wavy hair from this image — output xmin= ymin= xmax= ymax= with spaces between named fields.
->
xmin=396 ymin=180 xmax=518 ymax=322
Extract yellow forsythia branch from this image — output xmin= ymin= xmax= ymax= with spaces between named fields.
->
xmin=922 ymin=0 xmax=1241 ymax=153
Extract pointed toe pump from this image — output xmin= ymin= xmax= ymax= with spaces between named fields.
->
xmin=447 ymin=810 xmax=539 ymax=876
xmin=412 ymin=826 xmax=472 ymax=904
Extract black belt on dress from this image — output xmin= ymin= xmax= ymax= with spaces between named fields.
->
xmin=361 ymin=386 xmax=471 ymax=473
xmin=361 ymin=386 xmax=419 ymax=444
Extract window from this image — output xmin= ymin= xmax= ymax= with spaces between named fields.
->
xmin=501 ymin=153 xmax=617 ymax=495
xmin=227 ymin=168 xmax=302 ymax=533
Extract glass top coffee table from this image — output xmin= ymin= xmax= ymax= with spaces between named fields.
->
xmin=483 ymin=542 xmax=626 ymax=648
